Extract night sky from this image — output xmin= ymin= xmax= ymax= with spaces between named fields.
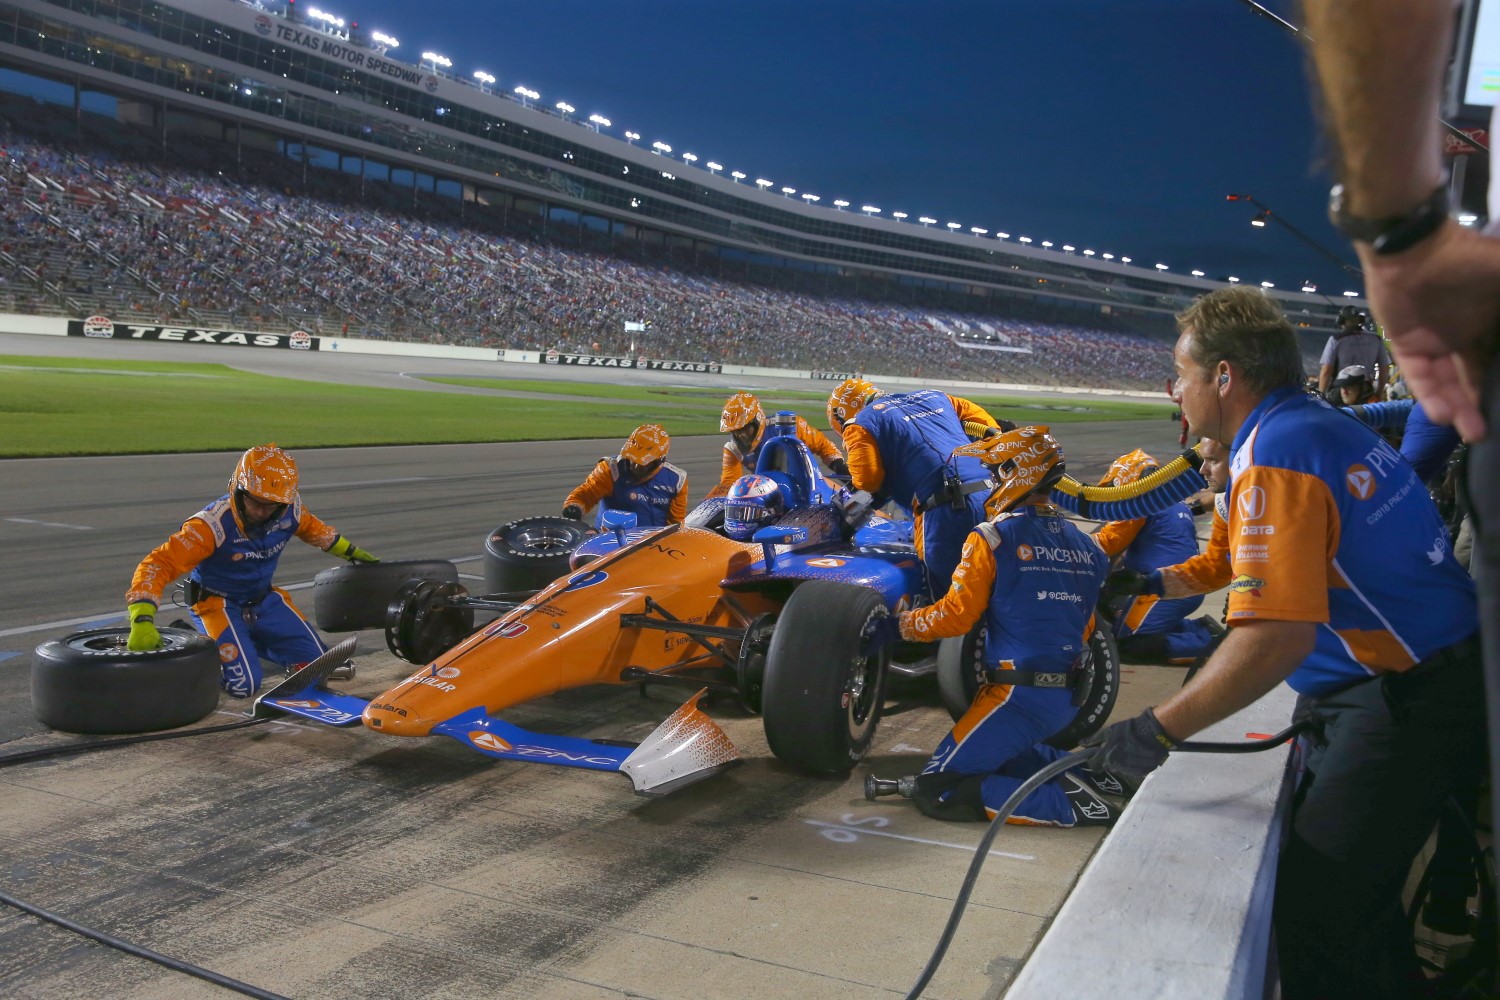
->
xmin=214 ymin=1 xmax=1398 ymax=294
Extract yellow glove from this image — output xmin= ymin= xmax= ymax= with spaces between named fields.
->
xmin=328 ymin=536 xmax=378 ymax=563
xmin=127 ymin=601 xmax=161 ymax=652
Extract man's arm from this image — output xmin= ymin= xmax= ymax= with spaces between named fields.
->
xmin=1154 ymin=620 xmax=1315 ymax=739
xmin=1302 ymin=0 xmax=1497 ymax=439
xmin=1318 ymin=362 xmax=1335 ymax=394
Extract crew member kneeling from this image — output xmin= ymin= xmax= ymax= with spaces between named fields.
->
xmin=125 ymin=444 xmax=377 ymax=697
xmin=562 ymin=423 xmax=687 ymax=528
xmin=865 ymin=427 xmax=1115 ymax=827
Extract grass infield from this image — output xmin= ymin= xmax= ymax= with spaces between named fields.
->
xmin=0 ymin=356 xmax=1172 ymax=457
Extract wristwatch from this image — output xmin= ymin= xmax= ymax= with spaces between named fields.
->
xmin=1328 ymin=182 xmax=1450 ymax=255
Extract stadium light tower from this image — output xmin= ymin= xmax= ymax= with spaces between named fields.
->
xmin=1061 ymin=244 xmax=1075 ymax=252
xmin=833 ymin=199 xmax=850 ymax=210
xmin=995 ymin=232 xmax=1010 ymax=239
xmin=472 ymin=70 xmax=495 ymax=92
xmin=1040 ymin=240 xmax=1053 ymax=248
xmin=1301 ymin=281 xmax=1318 ymax=293
xmin=918 ymin=216 xmax=936 ymax=227
xmin=862 ymin=205 xmax=881 ymax=216
xmin=1082 ymin=249 xmax=1095 ymax=256
xmin=555 ymin=101 xmax=574 ymax=119
xmin=1343 ymin=289 xmax=1360 ymax=297
xmin=513 ymin=85 xmax=539 ymax=107
xmin=308 ymin=7 xmax=346 ymax=29
xmin=730 ymin=170 xmax=746 ymax=183
xmin=681 ymin=152 xmax=698 ymax=165
xmin=706 ymin=161 xmax=723 ymax=175
xmin=1261 ymin=280 xmax=1275 ymax=288
xmin=892 ymin=211 xmax=908 ymax=220
xmin=755 ymin=178 xmax=773 ymax=191
xmin=1228 ymin=276 xmax=1241 ymax=283
xmin=1155 ymin=263 xmax=1168 ymax=270
xmin=624 ymin=130 xmax=640 ymax=144
xmin=802 ymin=193 xmax=820 ymax=204
xmin=587 ymin=114 xmax=611 ymax=131
xmin=1226 ymin=193 xmax=1362 ymax=276
xmin=371 ymin=30 xmax=399 ymax=51
xmin=971 ymin=227 xmax=988 ymax=236
xmin=1017 ymin=235 xmax=1033 ymax=243
xmin=422 ymin=51 xmax=453 ymax=72
xmin=1191 ymin=269 xmax=1205 ymax=277
xmin=652 ymin=141 xmax=672 ymax=154
xmin=1120 ymin=256 xmax=1132 ymax=263
xmin=946 ymin=222 xmax=962 ymax=233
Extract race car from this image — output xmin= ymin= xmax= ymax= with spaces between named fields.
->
xmin=256 ymin=412 xmax=1119 ymax=796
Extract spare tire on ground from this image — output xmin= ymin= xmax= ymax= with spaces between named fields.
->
xmin=312 ymin=559 xmax=458 ymax=632
xmin=33 ymin=626 xmax=219 ymax=734
xmin=483 ymin=516 xmax=589 ymax=595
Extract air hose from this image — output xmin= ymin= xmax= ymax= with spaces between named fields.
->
xmin=903 ymin=722 xmax=1309 ymax=998
xmin=1049 ymin=444 xmax=1208 ymax=521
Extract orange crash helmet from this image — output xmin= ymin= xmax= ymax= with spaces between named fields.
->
xmin=826 ymin=378 xmax=880 ymax=434
xmin=720 ymin=391 xmax=766 ymax=450
xmin=1099 ymin=448 xmax=1158 ymax=487
xmin=952 ymin=425 xmax=1066 ymax=518
xmin=231 ymin=443 xmax=299 ymax=504
xmin=619 ymin=423 xmax=670 ymax=483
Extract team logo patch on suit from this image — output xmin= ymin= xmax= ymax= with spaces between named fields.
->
xmin=218 ymin=643 xmax=239 ymax=662
xmin=1229 ymin=574 xmax=1265 ymax=596
xmin=1016 ymin=544 xmax=1035 ymax=561
xmin=1345 ymin=464 xmax=1376 ymax=500
xmin=1237 ymin=486 xmax=1267 ymax=520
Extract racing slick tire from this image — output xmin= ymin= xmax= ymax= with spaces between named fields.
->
xmin=385 ymin=579 xmax=476 ymax=664
xmin=761 ymin=582 xmax=889 ymax=774
xmin=483 ymin=516 xmax=589 ymax=596
xmin=32 ymin=626 xmax=219 ymax=734
xmin=936 ymin=619 xmax=1120 ymax=749
xmin=312 ymin=560 xmax=458 ymax=632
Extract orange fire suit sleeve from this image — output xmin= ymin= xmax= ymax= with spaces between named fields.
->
xmin=898 ymin=531 xmax=997 ymax=641
xmin=1161 ymin=507 xmax=1232 ymax=598
xmin=796 ymin=416 xmax=844 ymax=466
xmin=295 ymin=506 xmax=340 ymax=551
xmin=126 ymin=516 xmax=217 ymax=607
xmin=669 ymin=473 xmax=688 ymax=525
xmin=708 ymin=446 xmax=741 ymax=499
xmin=948 ymin=395 xmax=999 ymax=430
xmin=565 ymin=460 xmax=616 ymax=513
xmin=1092 ymin=517 xmax=1145 ymax=559
xmin=842 ymin=423 xmax=885 ymax=495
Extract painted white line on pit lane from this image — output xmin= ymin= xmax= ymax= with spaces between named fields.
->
xmin=1 ymin=555 xmax=486 ymax=640
xmin=805 ymin=817 xmax=1035 ymax=861
xmin=5 ymin=517 xmax=94 ymax=531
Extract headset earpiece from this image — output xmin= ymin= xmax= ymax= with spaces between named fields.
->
xmin=1218 ymin=374 xmax=1229 ymax=388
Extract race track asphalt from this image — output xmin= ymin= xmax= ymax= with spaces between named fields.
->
xmin=0 ymin=333 xmax=1200 ymax=999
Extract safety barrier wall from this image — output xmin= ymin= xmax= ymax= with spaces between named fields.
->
xmin=1008 ymin=684 xmax=1298 ymax=1000
xmin=0 ymin=314 xmax=1170 ymax=401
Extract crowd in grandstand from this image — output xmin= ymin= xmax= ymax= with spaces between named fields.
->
xmin=0 ymin=120 xmax=1173 ymax=388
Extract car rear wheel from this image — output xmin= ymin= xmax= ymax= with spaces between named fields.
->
xmin=312 ymin=559 xmax=458 ymax=632
xmin=936 ymin=619 xmax=1120 ymax=749
xmin=761 ymin=581 xmax=888 ymax=774
xmin=483 ymin=516 xmax=589 ymax=595
xmin=32 ymin=627 xmax=220 ymax=734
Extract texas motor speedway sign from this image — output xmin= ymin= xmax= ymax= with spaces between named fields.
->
xmin=539 ymin=349 xmax=720 ymax=373
xmin=68 ymin=317 xmax=319 ymax=351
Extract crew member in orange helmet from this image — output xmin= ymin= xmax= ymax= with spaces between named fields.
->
xmin=563 ymin=423 xmax=688 ymax=527
xmin=708 ymin=391 xmax=847 ymax=498
xmin=124 ymin=444 xmax=377 ymax=697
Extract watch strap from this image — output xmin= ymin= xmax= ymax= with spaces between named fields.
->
xmin=1329 ymin=182 xmax=1450 ymax=256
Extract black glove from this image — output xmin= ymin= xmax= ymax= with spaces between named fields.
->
xmin=1102 ymin=569 xmax=1162 ymax=604
xmin=1080 ymin=707 xmax=1176 ymax=796
xmin=828 ymin=456 xmax=850 ymax=478
xmin=562 ymin=503 xmax=584 ymax=521
xmin=861 ymin=614 xmax=903 ymax=656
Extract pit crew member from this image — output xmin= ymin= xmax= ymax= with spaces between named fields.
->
xmin=709 ymin=391 xmax=847 ymax=497
xmin=562 ymin=423 xmax=687 ymax=528
xmin=1084 ymin=287 xmax=1481 ymax=1000
xmin=124 ymin=444 xmax=377 ymax=697
xmin=1092 ymin=449 xmax=1220 ymax=663
xmin=827 ymin=378 xmax=1000 ymax=595
xmin=865 ymin=426 xmax=1115 ymax=827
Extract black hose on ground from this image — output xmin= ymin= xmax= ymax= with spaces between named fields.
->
xmin=0 ymin=885 xmax=291 ymax=999
xmin=0 ymin=716 xmax=272 ymax=768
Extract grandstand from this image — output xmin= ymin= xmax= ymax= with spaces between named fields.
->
xmin=0 ymin=0 xmax=1339 ymax=386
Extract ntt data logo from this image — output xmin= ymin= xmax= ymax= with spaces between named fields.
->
xmin=1236 ymin=485 xmax=1266 ymax=520
xmin=1345 ymin=464 xmax=1376 ymax=500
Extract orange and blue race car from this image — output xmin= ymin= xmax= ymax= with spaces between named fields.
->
xmin=255 ymin=412 xmax=1128 ymax=795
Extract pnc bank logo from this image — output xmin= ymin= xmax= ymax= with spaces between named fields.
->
xmin=469 ymin=732 xmax=513 ymax=753
xmin=1345 ymin=464 xmax=1376 ymax=500
xmin=1016 ymin=544 xmax=1035 ymax=562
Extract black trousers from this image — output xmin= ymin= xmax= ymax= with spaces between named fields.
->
xmin=1474 ymin=362 xmax=1500 ymax=888
xmin=1273 ymin=636 xmax=1486 ymax=1000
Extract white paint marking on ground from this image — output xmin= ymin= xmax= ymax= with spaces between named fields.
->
xmin=458 ymin=573 xmax=485 ymax=581
xmin=888 ymin=743 xmax=929 ymax=754
xmin=5 ymin=517 xmax=95 ymax=531
xmin=805 ymin=817 xmax=1035 ymax=861
xmin=1 ymin=556 xmax=486 ymax=640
